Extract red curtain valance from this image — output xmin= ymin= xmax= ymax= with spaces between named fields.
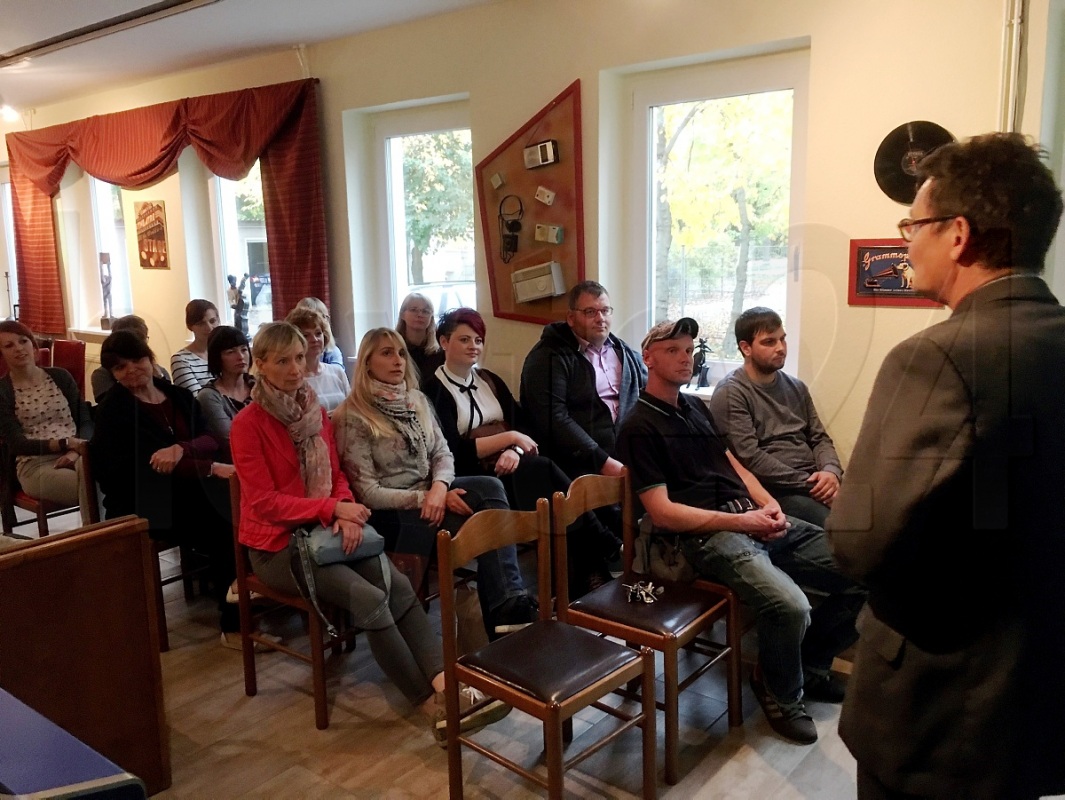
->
xmin=5 ymin=78 xmax=329 ymax=334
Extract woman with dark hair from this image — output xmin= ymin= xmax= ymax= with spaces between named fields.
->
xmin=396 ymin=292 xmax=443 ymax=380
xmin=197 ymin=326 xmax=254 ymax=461
xmin=333 ymin=327 xmax=537 ymax=637
xmin=230 ymin=322 xmax=507 ymax=741
xmin=90 ymin=314 xmax=170 ymax=403
xmin=90 ymin=330 xmax=241 ymax=647
xmin=0 ymin=320 xmax=93 ymax=523
xmin=170 ymin=299 xmax=220 ymax=395
xmin=422 ymin=308 xmax=620 ymax=596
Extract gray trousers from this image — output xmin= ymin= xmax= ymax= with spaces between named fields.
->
xmin=250 ymin=545 xmax=444 ymax=705
xmin=15 ymin=454 xmax=90 ymax=525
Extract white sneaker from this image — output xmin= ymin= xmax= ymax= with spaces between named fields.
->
xmin=432 ymin=684 xmax=511 ymax=746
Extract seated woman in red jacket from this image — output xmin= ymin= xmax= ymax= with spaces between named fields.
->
xmin=421 ymin=308 xmax=621 ymax=597
xmin=230 ymin=322 xmax=505 ymax=742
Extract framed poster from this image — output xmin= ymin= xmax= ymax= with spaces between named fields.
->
xmin=848 ymin=238 xmax=941 ymax=307
xmin=134 ymin=201 xmax=170 ymax=270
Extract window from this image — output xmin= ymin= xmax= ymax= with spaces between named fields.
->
xmin=90 ymin=178 xmax=132 ymax=321
xmin=628 ymin=50 xmax=808 ymax=367
xmin=216 ymin=160 xmax=271 ymax=329
xmin=374 ymin=103 xmax=476 ymax=317
xmin=0 ymin=181 xmax=17 ymax=318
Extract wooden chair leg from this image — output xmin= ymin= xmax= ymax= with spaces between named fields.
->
xmin=726 ymin=596 xmax=743 ymax=727
xmin=152 ymin=547 xmax=170 ymax=653
xmin=641 ymin=650 xmax=658 ymax=800
xmin=307 ymin=610 xmax=329 ymax=730
xmin=178 ymin=545 xmax=195 ymax=601
xmin=239 ymin=593 xmax=257 ymax=699
xmin=1 ymin=507 xmax=14 ymax=534
xmin=562 ymin=717 xmax=574 ymax=744
xmin=545 ymin=711 xmax=565 ymax=800
xmin=663 ymin=644 xmax=679 ymax=785
xmin=36 ymin=505 xmax=49 ymax=537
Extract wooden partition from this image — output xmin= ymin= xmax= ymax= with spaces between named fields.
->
xmin=0 ymin=517 xmax=171 ymax=794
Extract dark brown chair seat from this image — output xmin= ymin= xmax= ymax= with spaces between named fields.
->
xmin=461 ymin=618 xmax=642 ymax=704
xmin=571 ymin=573 xmax=727 ymax=637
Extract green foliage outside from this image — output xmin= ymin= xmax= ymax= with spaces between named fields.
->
xmin=235 ymin=161 xmax=264 ymax=222
xmin=654 ymin=91 xmax=793 ymax=357
xmin=399 ymin=130 xmax=473 ymax=285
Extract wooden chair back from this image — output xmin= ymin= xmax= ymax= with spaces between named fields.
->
xmin=51 ymin=339 xmax=87 ymax=397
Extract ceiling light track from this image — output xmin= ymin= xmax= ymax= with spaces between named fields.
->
xmin=0 ymin=0 xmax=223 ymax=69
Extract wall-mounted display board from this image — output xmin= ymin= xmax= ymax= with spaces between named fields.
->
xmin=476 ymin=80 xmax=584 ymax=324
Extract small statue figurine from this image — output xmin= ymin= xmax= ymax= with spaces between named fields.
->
xmin=228 ymin=273 xmax=249 ymax=336
xmin=99 ymin=253 xmax=114 ymax=329
xmin=688 ymin=337 xmax=713 ymax=389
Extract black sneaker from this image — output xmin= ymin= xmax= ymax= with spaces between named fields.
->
xmin=491 ymin=595 xmax=539 ymax=636
xmin=803 ymin=670 xmax=846 ymax=703
xmin=750 ymin=669 xmax=817 ymax=745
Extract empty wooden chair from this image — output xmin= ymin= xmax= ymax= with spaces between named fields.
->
xmin=438 ymin=501 xmax=657 ymax=799
xmin=552 ymin=471 xmax=742 ymax=785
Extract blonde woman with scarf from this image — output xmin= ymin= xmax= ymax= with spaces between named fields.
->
xmin=230 ymin=322 xmax=506 ymax=743
xmin=333 ymin=327 xmax=537 ymax=640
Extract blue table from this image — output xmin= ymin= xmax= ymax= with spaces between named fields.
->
xmin=0 ymin=689 xmax=146 ymax=799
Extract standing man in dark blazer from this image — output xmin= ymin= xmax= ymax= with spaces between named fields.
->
xmin=520 ymin=280 xmax=646 ymax=480
xmin=827 ymin=132 xmax=1065 ymax=800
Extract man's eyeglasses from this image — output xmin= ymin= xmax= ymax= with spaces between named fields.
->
xmin=576 ymin=306 xmax=613 ymax=318
xmin=897 ymin=215 xmax=960 ymax=242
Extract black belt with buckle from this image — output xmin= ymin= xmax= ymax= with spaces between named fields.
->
xmin=718 ymin=497 xmax=757 ymax=514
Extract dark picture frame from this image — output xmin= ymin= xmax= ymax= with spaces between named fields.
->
xmin=847 ymin=238 xmax=941 ymax=308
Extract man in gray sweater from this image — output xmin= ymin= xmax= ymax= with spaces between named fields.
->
xmin=708 ymin=308 xmax=841 ymax=526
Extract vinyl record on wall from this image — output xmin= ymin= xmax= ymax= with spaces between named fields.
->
xmin=874 ymin=121 xmax=955 ymax=204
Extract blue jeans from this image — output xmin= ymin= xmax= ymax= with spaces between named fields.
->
xmin=776 ymin=492 xmax=831 ymax=528
xmin=683 ymin=517 xmax=864 ymax=704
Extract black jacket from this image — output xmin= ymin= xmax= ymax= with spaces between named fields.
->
xmin=519 ymin=321 xmax=645 ymax=479
xmin=90 ymin=378 xmax=218 ymax=532
xmin=422 ymin=367 xmax=528 ymax=476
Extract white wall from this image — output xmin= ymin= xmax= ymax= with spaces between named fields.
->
xmin=0 ymin=0 xmax=1055 ymax=462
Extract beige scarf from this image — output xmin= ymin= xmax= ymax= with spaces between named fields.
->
xmin=253 ymin=378 xmax=332 ymax=498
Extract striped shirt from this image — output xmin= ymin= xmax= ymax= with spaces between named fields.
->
xmin=170 ymin=349 xmax=212 ymax=396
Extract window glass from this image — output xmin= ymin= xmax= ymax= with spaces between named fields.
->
xmin=650 ymin=90 xmax=793 ymax=360
xmin=0 ymin=182 xmax=17 ymax=318
xmin=216 ymin=161 xmax=270 ymax=330
xmin=90 ymin=179 xmax=132 ymax=322
xmin=385 ymin=129 xmax=475 ymax=314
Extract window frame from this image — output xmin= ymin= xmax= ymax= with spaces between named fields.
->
xmin=624 ymin=49 xmax=810 ymax=371
xmin=369 ymin=101 xmax=474 ymax=316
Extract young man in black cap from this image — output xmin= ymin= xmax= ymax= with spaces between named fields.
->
xmin=617 ymin=317 xmax=863 ymax=745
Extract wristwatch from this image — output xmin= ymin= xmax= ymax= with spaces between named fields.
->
xmin=58 ymin=438 xmax=68 ymax=453
xmin=510 ymin=445 xmax=525 ymax=457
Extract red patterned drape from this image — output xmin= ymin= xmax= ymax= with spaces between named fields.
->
xmin=4 ymin=78 xmax=329 ymax=334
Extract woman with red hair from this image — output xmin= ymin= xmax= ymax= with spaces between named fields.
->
xmin=422 ymin=308 xmax=621 ymax=596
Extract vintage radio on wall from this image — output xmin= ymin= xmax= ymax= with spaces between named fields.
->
xmin=512 ymin=260 xmax=565 ymax=303
xmin=523 ymin=139 xmax=559 ymax=169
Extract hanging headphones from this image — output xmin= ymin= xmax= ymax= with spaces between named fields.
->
xmin=498 ymin=195 xmax=524 ymax=263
